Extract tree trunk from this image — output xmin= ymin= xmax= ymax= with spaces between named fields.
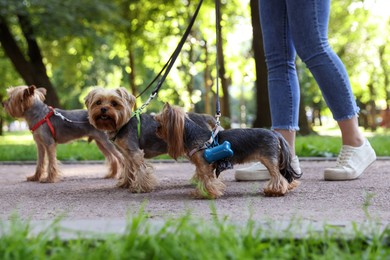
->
xmin=203 ymin=42 xmax=212 ymax=115
xmin=0 ymin=14 xmax=60 ymax=107
xmin=367 ymin=83 xmax=377 ymax=131
xmin=250 ymin=0 xmax=271 ymax=128
xmin=298 ymin=96 xmax=312 ymax=135
xmin=188 ymin=43 xmax=195 ymax=112
xmin=123 ymin=0 xmax=138 ymax=102
xmin=0 ymin=94 xmax=3 ymax=136
xmin=379 ymin=44 xmax=389 ymax=106
xmin=128 ymin=47 xmax=139 ymax=110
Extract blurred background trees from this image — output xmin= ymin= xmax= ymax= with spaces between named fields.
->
xmin=1 ymin=0 xmax=389 ymax=133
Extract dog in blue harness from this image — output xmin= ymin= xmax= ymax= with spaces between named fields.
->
xmin=155 ymin=103 xmax=302 ymax=199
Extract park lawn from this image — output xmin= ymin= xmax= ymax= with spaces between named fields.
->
xmin=0 ymin=131 xmax=106 ymax=161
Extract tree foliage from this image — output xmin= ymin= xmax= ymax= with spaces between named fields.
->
xmin=1 ymin=0 xmax=390 ymax=131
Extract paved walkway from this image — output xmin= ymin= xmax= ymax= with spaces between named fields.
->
xmin=0 ymin=159 xmax=389 ymax=236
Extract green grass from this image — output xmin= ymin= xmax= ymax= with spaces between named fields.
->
xmin=1 ymin=210 xmax=389 ymax=260
xmin=0 ymin=131 xmax=106 ymax=161
xmin=295 ymin=133 xmax=390 ymax=157
xmin=1 ymin=130 xmax=390 ymax=161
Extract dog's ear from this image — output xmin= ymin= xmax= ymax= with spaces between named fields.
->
xmin=84 ymin=90 xmax=95 ymax=107
xmin=116 ymin=87 xmax=136 ymax=108
xmin=126 ymin=93 xmax=136 ymax=108
xmin=163 ymin=102 xmax=172 ymax=112
xmin=24 ymin=85 xmax=36 ymax=98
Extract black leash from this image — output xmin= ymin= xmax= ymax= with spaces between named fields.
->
xmin=202 ymin=0 xmax=234 ymax=175
xmin=136 ymin=0 xmax=204 ymax=106
xmin=214 ymin=0 xmax=221 ymax=124
xmin=109 ymin=0 xmax=204 ymax=142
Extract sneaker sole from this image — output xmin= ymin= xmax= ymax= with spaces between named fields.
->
xmin=234 ymin=170 xmax=270 ymax=181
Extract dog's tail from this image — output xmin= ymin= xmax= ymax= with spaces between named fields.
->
xmin=274 ymin=131 xmax=303 ymax=183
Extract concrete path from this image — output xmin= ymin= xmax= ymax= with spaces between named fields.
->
xmin=0 ymin=159 xmax=389 ymax=236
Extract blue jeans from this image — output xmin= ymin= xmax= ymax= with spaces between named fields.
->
xmin=259 ymin=0 xmax=359 ymax=131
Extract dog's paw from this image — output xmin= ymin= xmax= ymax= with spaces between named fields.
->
xmin=288 ymin=180 xmax=300 ymax=190
xmin=104 ymin=172 xmax=118 ymax=179
xmin=191 ymin=189 xmax=221 ymax=200
xmin=263 ymin=188 xmax=287 ymax=197
xmin=263 ymin=178 xmax=289 ymax=197
xmin=129 ymin=184 xmax=154 ymax=193
xmin=116 ymin=179 xmax=130 ymax=188
xmin=40 ymin=177 xmax=60 ymax=183
xmin=26 ymin=175 xmax=40 ymax=182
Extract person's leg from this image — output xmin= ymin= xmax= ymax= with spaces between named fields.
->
xmin=275 ymin=130 xmax=296 ymax=157
xmin=337 ymin=117 xmax=364 ymax=147
xmin=259 ymin=0 xmax=300 ymax=134
xmin=286 ymin=0 xmax=358 ymax=123
xmin=259 ymin=0 xmax=300 ymax=159
xmin=235 ymin=0 xmax=301 ymax=181
xmin=286 ymin=0 xmax=376 ymax=180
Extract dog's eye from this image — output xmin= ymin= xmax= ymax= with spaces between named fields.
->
xmin=96 ymin=100 xmax=102 ymax=105
xmin=111 ymin=101 xmax=118 ymax=107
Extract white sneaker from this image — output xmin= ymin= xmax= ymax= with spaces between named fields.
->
xmin=324 ymin=139 xmax=376 ymax=181
xmin=291 ymin=156 xmax=302 ymax=176
xmin=234 ymin=162 xmax=270 ymax=181
xmin=234 ymin=156 xmax=302 ymax=181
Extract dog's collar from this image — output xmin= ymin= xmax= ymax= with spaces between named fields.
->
xmin=110 ymin=113 xmax=142 ymax=142
xmin=30 ymin=106 xmax=56 ymax=139
xmin=188 ymin=143 xmax=207 ymax=157
xmin=109 ymin=130 xmax=121 ymax=142
xmin=188 ymin=125 xmax=224 ymax=157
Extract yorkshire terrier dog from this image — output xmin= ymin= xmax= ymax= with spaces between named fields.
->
xmin=155 ymin=103 xmax=302 ymax=199
xmin=85 ymin=87 xmax=216 ymax=193
xmin=2 ymin=85 xmax=123 ymax=183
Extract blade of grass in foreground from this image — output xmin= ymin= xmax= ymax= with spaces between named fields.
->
xmin=1 ymin=210 xmax=389 ymax=260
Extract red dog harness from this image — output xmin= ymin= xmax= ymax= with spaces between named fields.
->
xmin=30 ymin=106 xmax=56 ymax=139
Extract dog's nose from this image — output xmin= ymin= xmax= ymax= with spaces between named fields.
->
xmin=101 ymin=107 xmax=107 ymax=113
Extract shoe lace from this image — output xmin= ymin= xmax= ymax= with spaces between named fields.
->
xmin=335 ymin=147 xmax=354 ymax=167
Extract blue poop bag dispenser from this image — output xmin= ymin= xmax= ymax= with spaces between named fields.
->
xmin=203 ymin=141 xmax=234 ymax=163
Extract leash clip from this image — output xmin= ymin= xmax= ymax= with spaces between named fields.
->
xmin=53 ymin=109 xmax=73 ymax=123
